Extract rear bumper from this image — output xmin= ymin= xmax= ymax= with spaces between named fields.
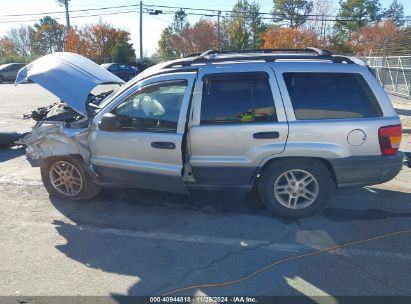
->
xmin=328 ymin=152 xmax=404 ymax=187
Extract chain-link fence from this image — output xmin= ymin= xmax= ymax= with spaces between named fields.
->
xmin=361 ymin=56 xmax=411 ymax=99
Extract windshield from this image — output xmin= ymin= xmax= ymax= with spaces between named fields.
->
xmin=94 ymin=81 xmax=138 ymax=112
xmin=84 ymin=83 xmax=124 ymax=116
xmin=93 ymin=62 xmax=163 ymax=113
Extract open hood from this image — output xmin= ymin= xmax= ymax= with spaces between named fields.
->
xmin=15 ymin=52 xmax=125 ymax=115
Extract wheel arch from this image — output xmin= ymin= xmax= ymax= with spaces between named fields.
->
xmin=254 ymin=156 xmax=338 ymax=187
xmin=43 ymin=153 xmax=99 ymax=182
xmin=40 ymin=154 xmax=102 ymax=199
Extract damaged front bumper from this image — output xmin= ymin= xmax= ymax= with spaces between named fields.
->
xmin=18 ymin=122 xmax=91 ymax=167
xmin=25 ymin=154 xmax=44 ymax=167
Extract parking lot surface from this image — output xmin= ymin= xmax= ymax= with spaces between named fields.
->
xmin=0 ymin=84 xmax=411 ymax=299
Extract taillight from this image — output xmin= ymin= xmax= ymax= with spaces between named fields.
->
xmin=378 ymin=125 xmax=402 ymax=155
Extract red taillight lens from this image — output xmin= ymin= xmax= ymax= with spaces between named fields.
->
xmin=378 ymin=125 xmax=402 ymax=155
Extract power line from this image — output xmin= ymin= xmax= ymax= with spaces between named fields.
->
xmin=0 ymin=10 xmax=140 ymax=24
xmin=0 ymin=4 xmax=138 ymax=18
xmin=3 ymin=2 xmax=410 ymax=21
xmin=4 ymin=9 xmax=409 ymax=25
xmin=1 ymin=3 xmax=410 ymax=26
xmin=143 ymin=3 xmax=411 ymax=20
xmin=1 ymin=2 xmax=411 ymax=24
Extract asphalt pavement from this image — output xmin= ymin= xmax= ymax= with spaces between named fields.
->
xmin=0 ymin=83 xmax=411 ymax=302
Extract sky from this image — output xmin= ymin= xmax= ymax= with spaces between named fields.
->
xmin=0 ymin=0 xmax=410 ymax=57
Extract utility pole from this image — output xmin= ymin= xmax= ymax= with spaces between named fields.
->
xmin=64 ymin=0 xmax=70 ymax=32
xmin=139 ymin=1 xmax=143 ymax=59
xmin=176 ymin=8 xmax=186 ymax=32
xmin=57 ymin=0 xmax=70 ymax=34
xmin=321 ymin=14 xmax=325 ymax=41
xmin=217 ymin=11 xmax=221 ymax=50
xmin=175 ymin=8 xmax=186 ymax=57
xmin=382 ymin=37 xmax=387 ymax=89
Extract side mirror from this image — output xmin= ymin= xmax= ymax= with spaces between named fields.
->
xmin=98 ymin=113 xmax=122 ymax=131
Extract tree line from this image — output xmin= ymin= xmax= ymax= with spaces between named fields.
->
xmin=157 ymin=0 xmax=411 ymax=58
xmin=0 ymin=18 xmax=136 ymax=65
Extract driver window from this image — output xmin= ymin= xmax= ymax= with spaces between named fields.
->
xmin=113 ymin=80 xmax=187 ymax=133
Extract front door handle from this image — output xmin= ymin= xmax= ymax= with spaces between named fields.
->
xmin=253 ymin=131 xmax=280 ymax=139
xmin=151 ymin=142 xmax=176 ymax=149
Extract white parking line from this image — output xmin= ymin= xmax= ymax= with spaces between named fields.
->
xmin=285 ymin=276 xmax=339 ymax=301
xmin=65 ymin=223 xmax=411 ymax=261
xmin=72 ymin=223 xmax=307 ymax=252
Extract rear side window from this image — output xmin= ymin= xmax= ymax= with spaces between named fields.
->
xmin=201 ymin=72 xmax=277 ymax=124
xmin=283 ymin=73 xmax=382 ymax=120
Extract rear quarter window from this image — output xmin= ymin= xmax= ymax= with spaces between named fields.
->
xmin=283 ymin=72 xmax=383 ymax=120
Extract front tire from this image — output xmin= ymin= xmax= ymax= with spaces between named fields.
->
xmin=258 ymin=158 xmax=335 ymax=217
xmin=41 ymin=156 xmax=101 ymax=200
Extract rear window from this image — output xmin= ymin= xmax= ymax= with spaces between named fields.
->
xmin=283 ymin=73 xmax=382 ymax=120
xmin=201 ymin=72 xmax=277 ymax=124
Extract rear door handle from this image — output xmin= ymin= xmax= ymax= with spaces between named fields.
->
xmin=151 ymin=142 xmax=176 ymax=149
xmin=253 ymin=131 xmax=280 ymax=139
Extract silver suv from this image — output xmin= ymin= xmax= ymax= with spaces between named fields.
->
xmin=17 ymin=49 xmax=404 ymax=217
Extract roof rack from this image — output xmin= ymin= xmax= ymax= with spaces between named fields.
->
xmin=163 ymin=47 xmax=354 ymax=69
xmin=205 ymin=47 xmax=331 ymax=56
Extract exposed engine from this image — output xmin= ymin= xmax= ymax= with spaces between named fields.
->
xmin=23 ymin=90 xmax=114 ymax=125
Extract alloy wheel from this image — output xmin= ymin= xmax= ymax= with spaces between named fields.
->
xmin=273 ymin=169 xmax=319 ymax=209
xmin=49 ymin=161 xmax=83 ymax=197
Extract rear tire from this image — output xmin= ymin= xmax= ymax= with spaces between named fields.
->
xmin=0 ymin=76 xmax=4 ymax=83
xmin=258 ymin=158 xmax=335 ymax=217
xmin=41 ymin=156 xmax=101 ymax=200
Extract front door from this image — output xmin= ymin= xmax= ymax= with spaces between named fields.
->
xmin=89 ymin=73 xmax=197 ymax=194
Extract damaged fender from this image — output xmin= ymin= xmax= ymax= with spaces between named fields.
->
xmin=18 ymin=123 xmax=91 ymax=166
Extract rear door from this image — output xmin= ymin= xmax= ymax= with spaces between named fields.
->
xmin=188 ymin=64 xmax=288 ymax=188
xmin=89 ymin=72 xmax=197 ymax=194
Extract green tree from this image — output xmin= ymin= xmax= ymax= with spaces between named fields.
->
xmin=249 ymin=2 xmax=266 ymax=48
xmin=383 ymin=0 xmax=404 ymax=27
xmin=327 ymin=28 xmax=354 ymax=54
xmin=272 ymin=0 xmax=314 ymax=28
xmin=221 ymin=0 xmax=266 ymax=49
xmin=111 ymin=42 xmax=136 ymax=63
xmin=32 ymin=16 xmax=66 ymax=55
xmin=223 ymin=0 xmax=251 ymax=49
xmin=157 ymin=26 xmax=180 ymax=58
xmin=0 ymin=37 xmax=17 ymax=58
xmin=336 ymin=0 xmax=382 ymax=33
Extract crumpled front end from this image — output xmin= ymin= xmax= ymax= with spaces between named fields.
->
xmin=18 ymin=122 xmax=91 ymax=167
